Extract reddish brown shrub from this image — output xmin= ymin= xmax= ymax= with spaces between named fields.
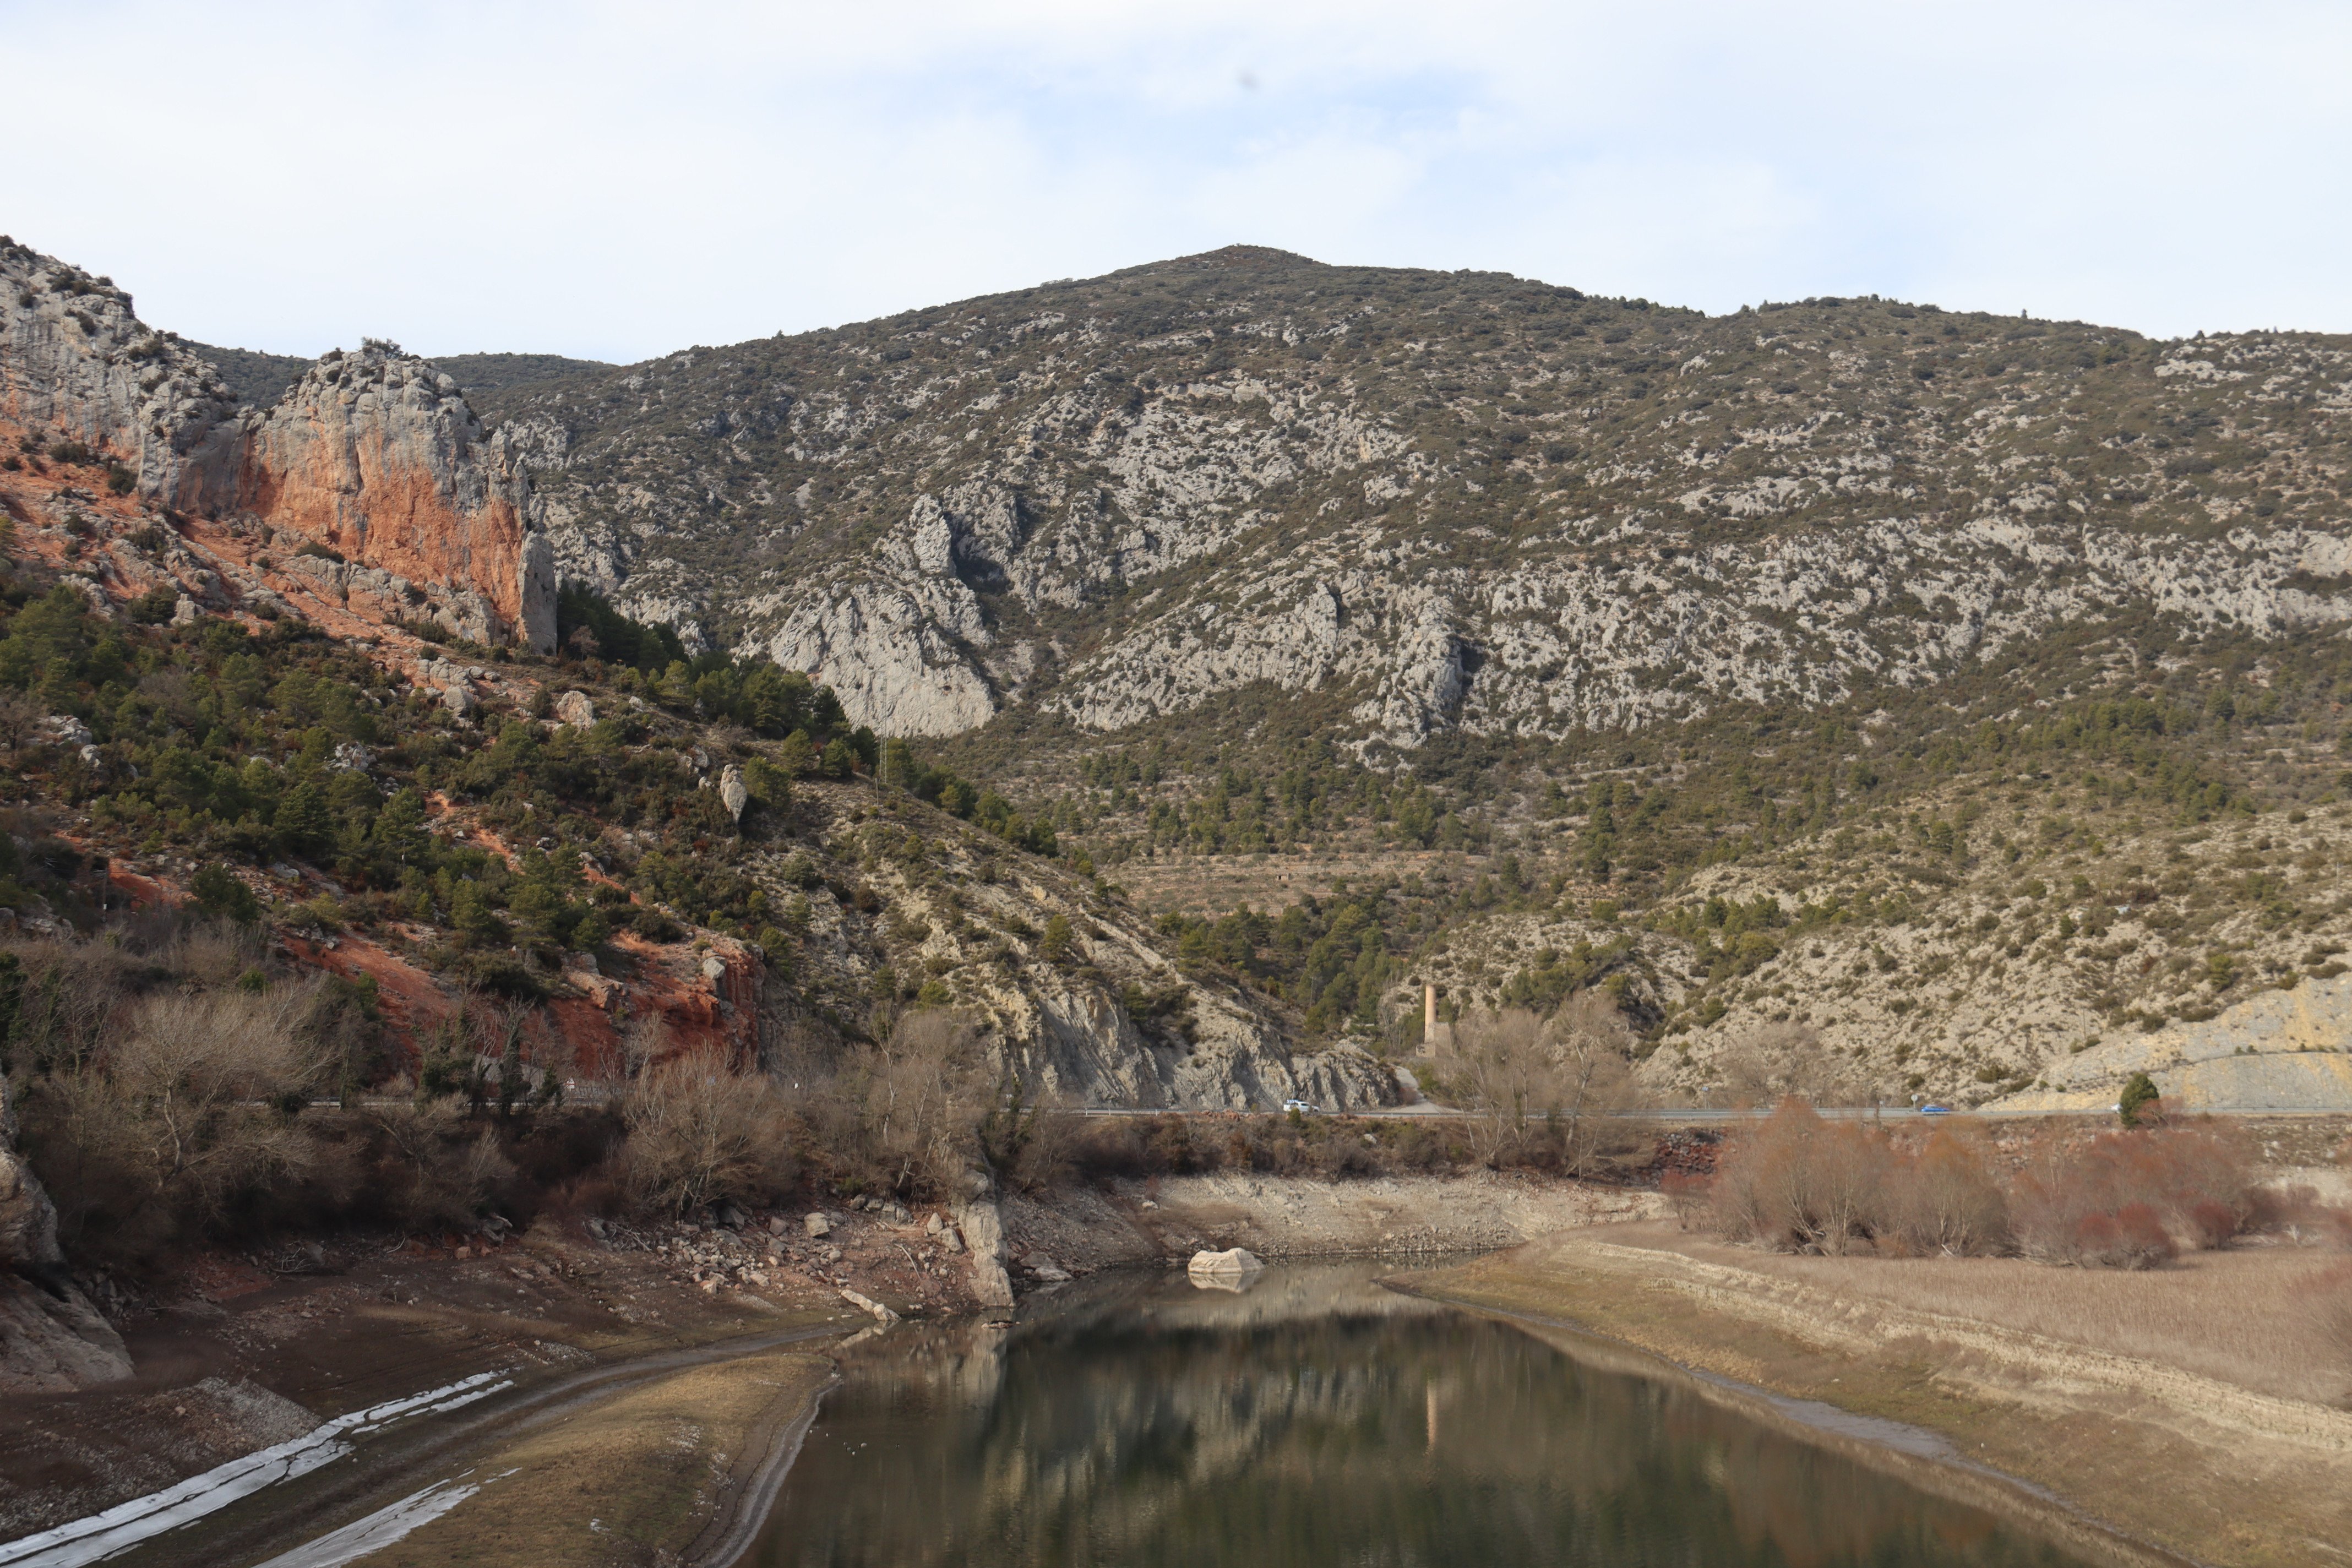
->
xmin=2012 ymin=1125 xmax=2252 ymax=1265
xmin=1881 ymin=1128 xmax=2011 ymax=1257
xmin=1661 ymin=1169 xmax=1712 ymax=1231
xmin=1709 ymin=1099 xmax=1890 ymax=1255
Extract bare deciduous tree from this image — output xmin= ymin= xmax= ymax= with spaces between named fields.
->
xmin=0 ymin=689 xmax=42 ymax=757
xmin=851 ymin=1009 xmax=989 ymax=1197
xmin=622 ymin=1058 xmax=795 ymax=1217
xmin=620 ymin=1011 xmax=672 ymax=1085
xmin=1445 ymin=993 xmax=1637 ymax=1173
xmin=96 ymin=983 xmax=326 ymax=1228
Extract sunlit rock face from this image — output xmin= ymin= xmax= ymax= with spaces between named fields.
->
xmin=0 ymin=241 xmax=555 ymax=652
xmin=236 ymin=345 xmax=554 ymax=652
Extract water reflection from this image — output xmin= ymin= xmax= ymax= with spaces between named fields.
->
xmin=754 ymin=1263 xmax=2096 ymax=1568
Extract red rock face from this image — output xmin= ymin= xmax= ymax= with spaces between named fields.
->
xmin=235 ymin=349 xmax=554 ymax=651
xmin=1 ymin=241 xmax=553 ymax=651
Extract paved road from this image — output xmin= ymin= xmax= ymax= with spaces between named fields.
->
xmin=1069 ymin=1104 xmax=2346 ymax=1121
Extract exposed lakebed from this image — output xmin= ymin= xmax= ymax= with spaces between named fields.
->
xmin=752 ymin=1261 xmax=2106 ymax=1568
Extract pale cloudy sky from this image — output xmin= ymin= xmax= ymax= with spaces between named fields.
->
xmin=6 ymin=1 xmax=2348 ymax=362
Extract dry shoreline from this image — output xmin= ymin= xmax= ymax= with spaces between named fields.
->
xmin=13 ymin=1174 xmax=2348 ymax=1567
xmin=1386 ymin=1281 xmax=2195 ymax=1568
xmin=1402 ymin=1225 xmax=2352 ymax=1568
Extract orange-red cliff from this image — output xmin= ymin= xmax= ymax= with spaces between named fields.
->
xmin=235 ymin=345 xmax=553 ymax=650
xmin=0 ymin=238 xmax=553 ymax=651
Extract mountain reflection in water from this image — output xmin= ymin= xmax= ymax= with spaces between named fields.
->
xmin=753 ymin=1263 xmax=2093 ymax=1568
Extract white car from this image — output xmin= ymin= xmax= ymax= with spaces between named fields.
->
xmin=1280 ymin=1098 xmax=1322 ymax=1115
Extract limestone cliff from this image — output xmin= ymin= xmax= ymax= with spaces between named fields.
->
xmin=0 ymin=239 xmax=553 ymax=651
xmin=236 ymin=344 xmax=554 ymax=651
xmin=0 ymin=237 xmax=244 ymax=505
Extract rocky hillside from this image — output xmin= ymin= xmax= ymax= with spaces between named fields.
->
xmin=0 ymin=235 xmax=1391 ymax=1113
xmin=471 ymin=245 xmax=2352 ymax=756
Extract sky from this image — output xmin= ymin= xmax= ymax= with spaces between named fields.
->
xmin=6 ymin=1 xmax=2349 ymax=363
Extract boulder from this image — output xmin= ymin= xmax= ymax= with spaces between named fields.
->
xmin=803 ymin=1212 xmax=831 ymax=1238
xmin=2 ymin=1079 xmax=133 ymax=1392
xmin=839 ymin=1287 xmax=900 ymax=1324
xmin=718 ymin=763 xmax=748 ymax=823
xmin=1186 ymin=1247 xmax=1265 ymax=1278
xmin=553 ymin=689 xmax=595 ymax=728
xmin=956 ymin=1200 xmax=1015 ymax=1308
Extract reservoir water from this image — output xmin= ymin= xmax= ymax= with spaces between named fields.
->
xmin=752 ymin=1261 xmax=2103 ymax=1568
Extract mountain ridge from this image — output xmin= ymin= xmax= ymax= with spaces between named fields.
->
xmin=464 ymin=245 xmax=2351 ymax=761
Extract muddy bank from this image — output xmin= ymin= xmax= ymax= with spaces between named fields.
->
xmin=1404 ymin=1224 xmax=2352 ymax=1568
xmin=1001 ymin=1170 xmax=1667 ymax=1282
xmin=1 ymin=1170 xmax=1653 ymax=1554
xmin=0 ymin=1210 xmax=900 ymax=1550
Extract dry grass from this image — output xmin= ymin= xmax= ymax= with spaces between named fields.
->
xmin=1638 ymin=1228 xmax=2351 ymax=1406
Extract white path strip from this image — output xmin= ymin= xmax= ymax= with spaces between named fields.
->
xmin=0 ymin=1373 xmax=511 ymax=1568
xmin=247 ymin=1468 xmax=517 ymax=1568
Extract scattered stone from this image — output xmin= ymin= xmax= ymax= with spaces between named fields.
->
xmin=803 ymin=1213 xmax=831 ymax=1238
xmin=839 ymin=1287 xmax=899 ymax=1324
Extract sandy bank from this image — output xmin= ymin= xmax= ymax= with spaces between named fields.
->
xmin=1406 ymin=1223 xmax=2352 ymax=1568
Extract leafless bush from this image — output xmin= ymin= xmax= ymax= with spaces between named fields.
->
xmin=23 ymin=982 xmax=333 ymax=1264
xmin=1881 ymin=1129 xmax=2011 ymax=1256
xmin=1 ymin=933 xmax=140 ymax=1072
xmin=621 ymin=1058 xmax=796 ymax=1217
xmin=978 ymin=1071 xmax=1082 ymax=1194
xmin=106 ymin=986 xmax=325 ymax=1219
xmin=619 ymin=1011 xmax=672 ymax=1084
xmin=364 ymin=1101 xmax=518 ymax=1230
xmin=846 ymin=1009 xmax=989 ymax=1197
xmin=1705 ymin=1106 xmax=2271 ymax=1269
xmin=157 ymin=919 xmax=266 ymax=988
xmin=1445 ymin=994 xmax=1636 ymax=1173
xmin=1709 ymin=1099 xmax=1890 ymax=1255
xmin=2011 ymin=1127 xmax=2253 ymax=1266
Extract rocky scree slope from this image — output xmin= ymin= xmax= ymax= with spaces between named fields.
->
xmin=0 ymin=238 xmax=555 ymax=651
xmin=475 ymin=245 xmax=2352 ymax=752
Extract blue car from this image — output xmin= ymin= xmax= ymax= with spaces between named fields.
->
xmin=1919 ymin=1103 xmax=1954 ymax=1115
